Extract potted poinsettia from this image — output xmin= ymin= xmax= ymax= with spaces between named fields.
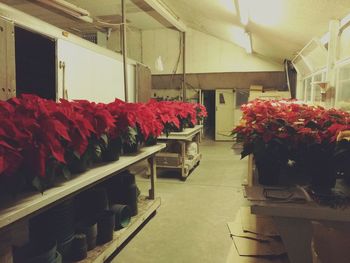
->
xmin=134 ymin=103 xmax=163 ymax=146
xmin=3 ymin=95 xmax=72 ymax=192
xmin=70 ymin=100 xmax=116 ymax=163
xmin=147 ymin=100 xmax=181 ymax=135
xmin=194 ymin=103 xmax=208 ymax=124
xmin=233 ymin=99 xmax=350 ymax=189
xmin=54 ymin=99 xmax=95 ymax=174
xmin=107 ymin=99 xmax=141 ymax=154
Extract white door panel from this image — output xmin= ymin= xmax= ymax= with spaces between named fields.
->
xmin=215 ymin=89 xmax=235 ymax=141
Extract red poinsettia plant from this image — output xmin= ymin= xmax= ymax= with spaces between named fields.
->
xmin=233 ymin=99 xmax=350 ymax=187
xmin=0 ymin=95 xmax=73 ymax=192
xmin=0 ymin=94 xmax=207 ymax=194
xmin=194 ymin=103 xmax=208 ymax=122
xmin=147 ymin=100 xmax=180 ymax=135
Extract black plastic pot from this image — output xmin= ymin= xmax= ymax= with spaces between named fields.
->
xmin=144 ymin=136 xmax=157 ymax=146
xmin=172 ymin=122 xmax=184 ymax=132
xmin=51 ymin=199 xmax=76 ymax=243
xmin=303 ymin=144 xmax=336 ymax=192
xmin=76 ymin=220 xmax=97 ymax=251
xmin=122 ymin=141 xmax=141 ymax=154
xmin=104 ymin=175 xmax=126 ymax=204
xmin=97 ymin=210 xmax=115 ymax=244
xmin=76 ymin=188 xmax=109 ymax=221
xmin=110 ymin=204 xmax=131 ymax=230
xmin=71 ymin=234 xmax=88 ymax=261
xmin=122 ymin=172 xmax=138 ymax=216
xmin=102 ymin=137 xmax=122 ymax=162
xmin=14 ymin=240 xmax=58 ymax=263
xmin=255 ymin=160 xmax=281 ymax=186
xmin=57 ymin=235 xmax=74 ymax=260
xmin=68 ymin=151 xmax=92 ymax=174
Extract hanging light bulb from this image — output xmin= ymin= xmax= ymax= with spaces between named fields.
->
xmin=155 ymin=56 xmax=164 ymax=72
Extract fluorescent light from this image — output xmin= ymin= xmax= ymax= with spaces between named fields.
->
xmin=341 ymin=12 xmax=350 ymax=28
xmin=245 ymin=31 xmax=252 ymax=53
xmin=143 ymin=0 xmax=187 ymax=32
xmin=36 ymin=0 xmax=93 ymax=23
xmin=237 ymin=0 xmax=249 ymax=25
xmin=220 ymin=0 xmax=236 ymax=14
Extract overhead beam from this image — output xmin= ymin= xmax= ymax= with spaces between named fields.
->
xmin=143 ymin=0 xmax=187 ymax=32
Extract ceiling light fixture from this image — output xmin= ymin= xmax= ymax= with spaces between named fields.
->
xmin=245 ymin=31 xmax=252 ymax=53
xmin=237 ymin=0 xmax=249 ymax=25
xmin=35 ymin=0 xmax=93 ymax=23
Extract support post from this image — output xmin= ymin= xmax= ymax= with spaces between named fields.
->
xmin=326 ymin=20 xmax=340 ymax=107
xmin=182 ymin=32 xmax=186 ymax=102
xmin=149 ymin=155 xmax=157 ymax=200
xmin=121 ymin=0 xmax=128 ymax=102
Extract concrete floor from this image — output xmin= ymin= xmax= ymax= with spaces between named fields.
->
xmin=112 ymin=140 xmax=247 ymax=263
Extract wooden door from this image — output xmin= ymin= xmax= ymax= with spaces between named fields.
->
xmin=136 ymin=63 xmax=152 ymax=103
xmin=0 ymin=17 xmax=16 ymax=100
xmin=215 ymin=89 xmax=235 ymax=141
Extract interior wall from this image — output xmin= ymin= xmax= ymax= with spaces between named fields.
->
xmin=141 ymin=28 xmax=283 ymax=74
xmin=106 ymin=28 xmax=142 ymax=62
xmin=0 ymin=3 xmax=137 ymax=103
xmin=152 ymin=72 xmax=287 ymax=91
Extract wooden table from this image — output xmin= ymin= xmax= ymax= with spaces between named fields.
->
xmin=0 ymin=143 xmax=166 ymax=263
xmin=247 ymin=184 xmax=350 ymax=263
xmin=156 ymin=125 xmax=202 ymax=180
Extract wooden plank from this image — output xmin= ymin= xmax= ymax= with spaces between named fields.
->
xmin=79 ymin=196 xmax=161 ymax=263
xmin=6 ymin=19 xmax=16 ymax=99
xmin=247 ymin=155 xmax=253 ymax=186
xmin=251 ymin=201 xmax=350 ymax=222
xmin=0 ymin=18 xmax=16 ymax=101
xmin=0 ymin=144 xmax=166 ymax=229
xmin=148 ymin=156 xmax=156 ymax=200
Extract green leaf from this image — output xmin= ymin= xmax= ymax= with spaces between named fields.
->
xmin=62 ymin=166 xmax=71 ymax=180
xmin=101 ymin=134 xmax=108 ymax=145
xmin=73 ymin=151 xmax=81 ymax=160
xmin=32 ymin=176 xmax=44 ymax=194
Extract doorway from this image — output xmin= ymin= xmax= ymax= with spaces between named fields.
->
xmin=215 ymin=89 xmax=235 ymax=141
xmin=202 ymin=90 xmax=215 ymax=139
xmin=15 ymin=26 xmax=56 ymax=100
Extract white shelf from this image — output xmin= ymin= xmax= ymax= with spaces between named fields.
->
xmin=79 ymin=196 xmax=161 ymax=263
xmin=0 ymin=144 xmax=166 ymax=229
xmin=158 ymin=125 xmax=203 ymax=141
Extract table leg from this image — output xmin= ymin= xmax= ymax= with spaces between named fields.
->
xmin=180 ymin=141 xmax=186 ymax=179
xmin=148 ymin=155 xmax=157 ymax=200
xmin=273 ymin=217 xmax=312 ymax=263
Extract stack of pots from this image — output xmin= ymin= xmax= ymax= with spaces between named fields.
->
xmin=13 ymin=240 xmax=62 ymax=263
xmin=17 ymin=171 xmax=140 ymax=262
xmin=102 ymin=137 xmax=122 ymax=162
xmin=51 ymin=199 xmax=76 ymax=260
xmin=105 ymin=170 xmax=138 ymax=216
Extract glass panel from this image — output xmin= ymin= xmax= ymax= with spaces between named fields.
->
xmin=337 ymin=64 xmax=350 ymax=111
xmin=313 ymin=73 xmax=322 ymax=104
xmin=305 ymin=77 xmax=312 ymax=102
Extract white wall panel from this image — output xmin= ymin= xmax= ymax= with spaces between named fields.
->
xmin=127 ymin=64 xmax=136 ymax=102
xmin=57 ymin=39 xmax=125 ymax=103
xmin=141 ymin=28 xmax=283 ymax=74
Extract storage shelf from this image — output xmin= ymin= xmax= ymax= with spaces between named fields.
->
xmin=79 ymin=196 xmax=161 ymax=263
xmin=0 ymin=144 xmax=165 ymax=229
xmin=158 ymin=125 xmax=203 ymax=141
